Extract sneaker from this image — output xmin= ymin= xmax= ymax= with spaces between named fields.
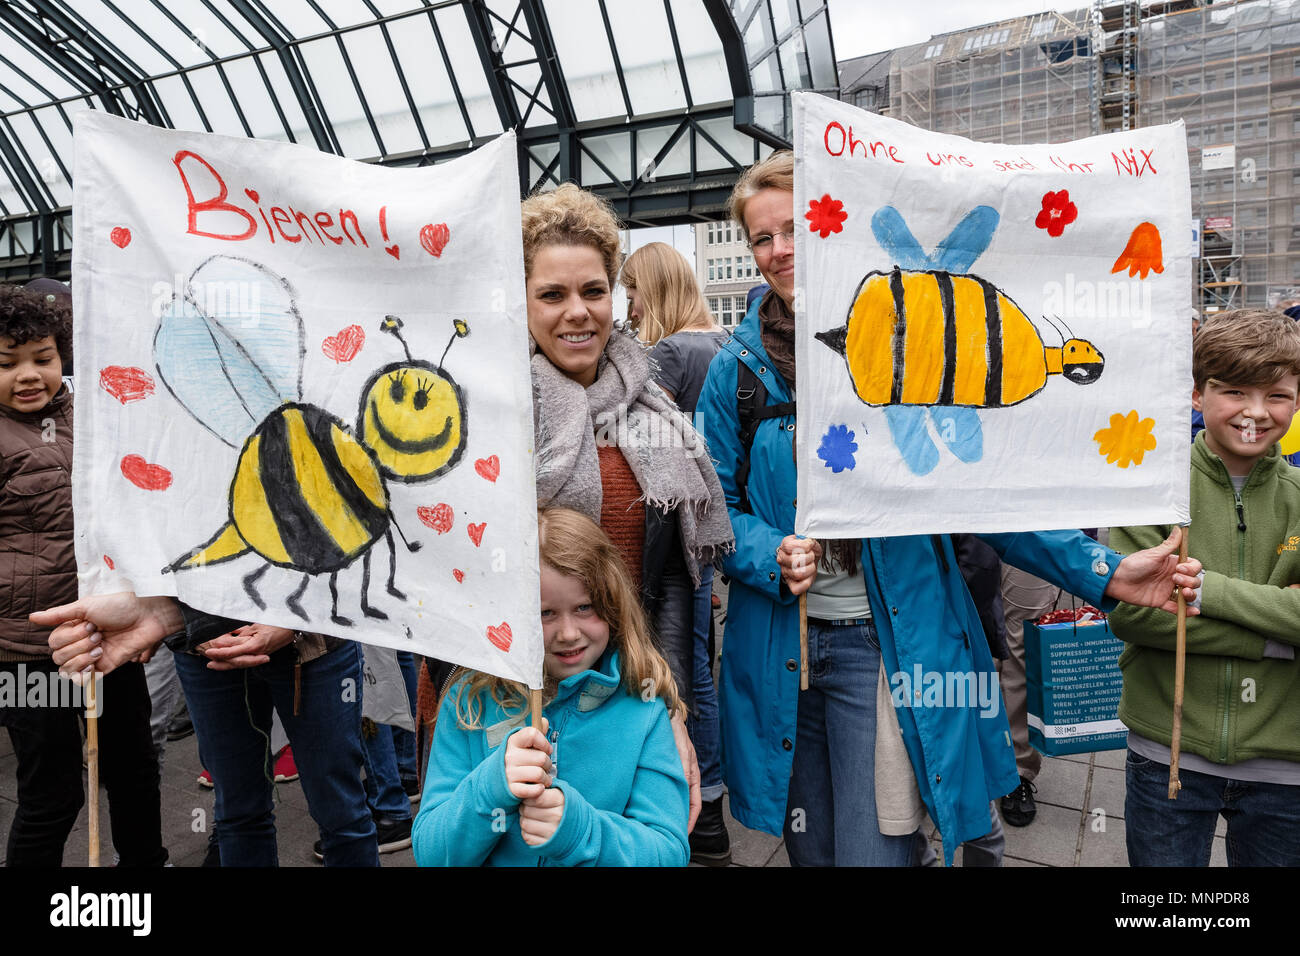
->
xmin=165 ymin=712 xmax=194 ymax=742
xmin=401 ymin=774 xmax=421 ymax=805
xmin=1000 ymin=776 xmax=1037 ymax=827
xmin=314 ymin=815 xmax=411 ymax=861
xmin=197 ymin=768 xmax=214 ymax=789
xmin=689 ymin=797 xmax=731 ymax=866
xmin=272 ymin=746 xmax=299 ymax=783
xmin=373 ymin=813 xmax=413 ymax=854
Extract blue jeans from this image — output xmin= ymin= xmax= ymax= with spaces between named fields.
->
xmin=175 ymin=641 xmax=378 ymax=866
xmin=783 ymin=620 xmax=916 ymax=866
xmin=1125 ymin=748 xmax=1300 ymax=866
xmin=392 ymin=651 xmax=419 ymax=782
xmin=689 ymin=567 xmax=723 ymax=799
xmin=362 ymin=650 xmax=417 ymax=820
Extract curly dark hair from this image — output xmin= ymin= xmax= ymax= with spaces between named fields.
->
xmin=0 ymin=283 xmax=72 ymax=363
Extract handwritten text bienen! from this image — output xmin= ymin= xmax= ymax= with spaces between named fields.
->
xmin=822 ymin=121 xmax=1159 ymax=178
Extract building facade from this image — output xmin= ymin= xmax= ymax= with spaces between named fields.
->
xmin=834 ymin=0 xmax=1300 ymax=315
xmin=694 ymin=218 xmax=764 ymax=328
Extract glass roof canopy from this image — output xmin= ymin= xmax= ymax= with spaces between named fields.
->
xmin=0 ymin=0 xmax=837 ymax=281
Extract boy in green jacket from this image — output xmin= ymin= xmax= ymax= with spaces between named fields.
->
xmin=1112 ymin=308 xmax=1300 ymax=866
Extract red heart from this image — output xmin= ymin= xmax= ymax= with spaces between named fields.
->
xmin=417 ymin=504 xmax=454 ymax=535
xmin=99 ymin=366 xmax=155 ymax=404
xmin=120 ymin=454 xmax=172 ymax=491
xmin=385 ymin=244 xmax=400 ymax=260
xmin=245 ymin=188 xmax=260 ymax=204
xmin=474 ymin=455 xmax=500 ymax=483
xmin=486 ymin=622 xmax=512 ymax=652
xmin=103 ymin=555 xmax=114 ymax=570
xmin=467 ymin=522 xmax=485 ymax=547
xmin=321 ymin=324 xmax=365 ymax=363
xmin=420 ymin=223 xmax=450 ymax=258
xmin=452 ymin=569 xmax=464 ymax=583
xmin=110 ymin=226 xmax=131 ymax=249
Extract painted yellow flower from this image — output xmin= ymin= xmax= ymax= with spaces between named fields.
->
xmin=1094 ymin=410 xmax=1157 ymax=468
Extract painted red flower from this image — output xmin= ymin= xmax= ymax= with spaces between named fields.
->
xmin=1035 ymin=189 xmax=1078 ymax=237
xmin=805 ymin=194 xmax=847 ymax=238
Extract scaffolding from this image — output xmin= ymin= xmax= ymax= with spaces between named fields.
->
xmin=874 ymin=0 xmax=1300 ymax=316
xmin=1138 ymin=0 xmax=1300 ymax=314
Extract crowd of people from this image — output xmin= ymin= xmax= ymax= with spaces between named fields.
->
xmin=16 ymin=146 xmax=1298 ymax=869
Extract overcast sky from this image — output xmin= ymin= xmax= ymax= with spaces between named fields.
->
xmin=826 ymin=0 xmax=1081 ymax=58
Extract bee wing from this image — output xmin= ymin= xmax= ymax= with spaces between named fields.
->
xmin=870 ymin=207 xmax=932 ymax=271
xmin=931 ymin=205 xmax=1000 ymax=274
xmin=153 ymin=256 xmax=305 ymax=447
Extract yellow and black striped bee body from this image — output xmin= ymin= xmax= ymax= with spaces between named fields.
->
xmin=226 ymin=403 xmax=390 ymax=576
xmin=165 ymin=312 xmax=469 ymax=626
xmin=816 ymin=265 xmax=1103 ymax=409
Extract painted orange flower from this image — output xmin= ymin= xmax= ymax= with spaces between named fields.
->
xmin=1111 ymin=221 xmax=1165 ymax=279
xmin=1094 ymin=410 xmax=1157 ymax=468
xmin=806 ymin=194 xmax=847 ymax=238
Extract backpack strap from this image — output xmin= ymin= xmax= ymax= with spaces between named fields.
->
xmin=734 ymin=360 xmax=795 ymax=515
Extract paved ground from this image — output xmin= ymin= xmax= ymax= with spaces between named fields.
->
xmin=0 ymin=572 xmax=1227 ymax=867
xmin=0 ymin=693 xmax=1229 ymax=868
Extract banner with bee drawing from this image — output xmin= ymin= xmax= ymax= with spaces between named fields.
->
xmin=792 ymin=92 xmax=1193 ymax=538
xmin=72 ymin=111 xmax=543 ymax=688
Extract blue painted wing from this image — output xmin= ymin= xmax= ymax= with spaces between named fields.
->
xmin=931 ymin=206 xmax=1000 ymax=273
xmin=153 ymin=256 xmax=305 ymax=447
xmin=870 ymin=205 xmax=1001 ymax=273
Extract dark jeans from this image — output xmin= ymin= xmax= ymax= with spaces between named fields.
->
xmin=1126 ymin=748 xmax=1300 ymax=866
xmin=175 ymin=641 xmax=378 ymax=866
xmin=784 ymin=620 xmax=915 ymax=867
xmin=2 ymin=659 xmax=166 ymax=867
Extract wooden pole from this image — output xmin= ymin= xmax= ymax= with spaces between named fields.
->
xmin=530 ymin=687 xmax=543 ymax=734
xmin=799 ymin=593 xmax=809 ymax=691
xmin=1168 ymin=524 xmax=1189 ymax=799
xmin=85 ymin=672 xmax=100 ymax=867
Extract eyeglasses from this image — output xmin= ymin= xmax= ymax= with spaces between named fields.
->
xmin=747 ymin=228 xmax=795 ymax=254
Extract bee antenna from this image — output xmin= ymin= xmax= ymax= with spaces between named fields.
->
xmin=1041 ymin=313 xmax=1066 ymax=344
xmin=381 ymin=314 xmax=413 ymax=362
xmin=1057 ymin=314 xmax=1079 ymax=340
xmin=439 ymin=319 xmax=470 ymax=370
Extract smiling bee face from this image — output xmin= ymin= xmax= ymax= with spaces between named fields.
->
xmin=358 ymin=359 xmax=467 ymax=482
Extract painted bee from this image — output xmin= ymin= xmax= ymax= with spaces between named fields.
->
xmin=815 ymin=265 xmax=1104 ymax=409
xmin=157 ymin=255 xmax=467 ymax=626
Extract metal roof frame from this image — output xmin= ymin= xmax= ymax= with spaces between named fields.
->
xmin=0 ymin=0 xmax=838 ymax=281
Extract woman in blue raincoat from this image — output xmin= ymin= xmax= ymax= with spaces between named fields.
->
xmin=694 ymin=150 xmax=1203 ymax=866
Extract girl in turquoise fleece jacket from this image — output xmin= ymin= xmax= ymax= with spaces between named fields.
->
xmin=412 ymin=509 xmax=689 ymax=866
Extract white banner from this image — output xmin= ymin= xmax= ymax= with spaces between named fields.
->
xmin=793 ymin=92 xmax=1192 ymax=538
xmin=73 ymin=112 xmax=542 ymax=688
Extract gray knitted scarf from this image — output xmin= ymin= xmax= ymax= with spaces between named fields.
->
xmin=533 ymin=329 xmax=734 ymax=586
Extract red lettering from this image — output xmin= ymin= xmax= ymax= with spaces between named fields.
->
xmin=315 ymin=212 xmax=343 ymax=245
xmin=824 ymin=121 xmax=846 ymax=156
xmin=173 ymin=150 xmax=257 ymax=241
xmin=338 ymin=209 xmax=367 ymax=247
xmin=845 ymin=126 xmax=869 ymax=158
xmin=888 ymin=144 xmax=902 ymax=164
xmin=291 ymin=207 xmax=322 ymax=243
xmin=257 ymin=207 xmax=276 ymax=243
xmin=270 ymin=206 xmax=301 ymax=243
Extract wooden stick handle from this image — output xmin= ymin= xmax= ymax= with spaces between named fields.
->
xmin=799 ymin=593 xmax=809 ymax=691
xmin=1168 ymin=524 xmax=1189 ymax=799
xmin=85 ymin=673 xmax=100 ymax=867
xmin=529 ymin=687 xmax=543 ymax=733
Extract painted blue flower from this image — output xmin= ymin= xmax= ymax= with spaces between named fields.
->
xmin=817 ymin=424 xmax=858 ymax=473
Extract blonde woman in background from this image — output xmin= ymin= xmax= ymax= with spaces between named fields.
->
xmin=621 ymin=241 xmax=731 ymax=865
